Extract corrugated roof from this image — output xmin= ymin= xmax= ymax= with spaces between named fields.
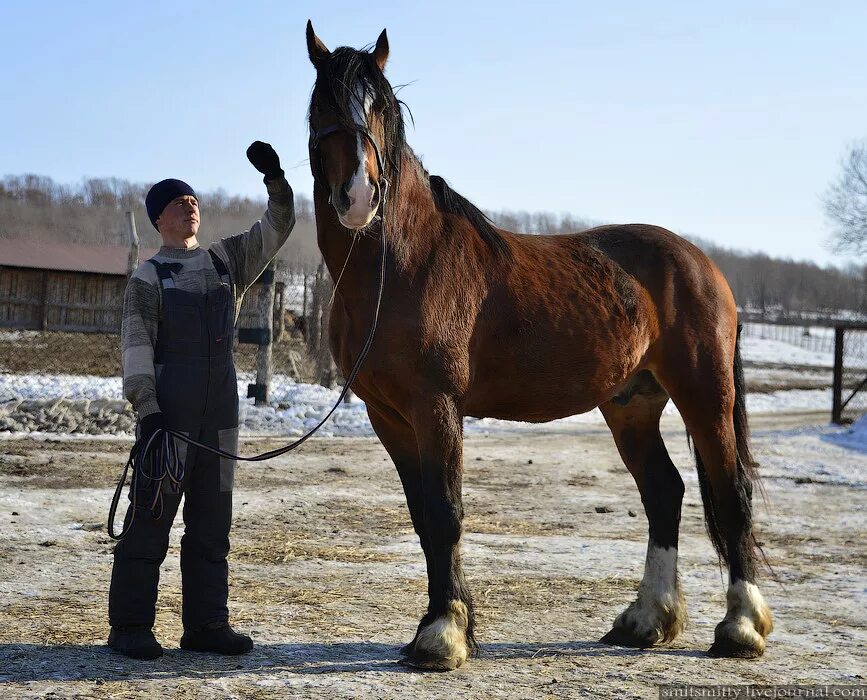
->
xmin=0 ymin=239 xmax=159 ymax=275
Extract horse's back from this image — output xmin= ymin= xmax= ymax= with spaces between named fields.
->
xmin=499 ymin=221 xmax=733 ymax=334
xmin=463 ymin=223 xmax=738 ymax=419
xmin=577 ymin=223 xmax=736 ymax=321
xmin=585 ymin=221 xmax=727 ymax=273
xmin=574 ymin=223 xmax=739 ymax=369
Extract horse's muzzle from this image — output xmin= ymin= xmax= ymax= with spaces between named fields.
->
xmin=334 ymin=178 xmax=381 ymax=229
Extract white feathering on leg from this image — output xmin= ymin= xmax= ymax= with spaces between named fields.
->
xmin=610 ymin=544 xmax=687 ymax=644
xmin=413 ymin=600 xmax=470 ymax=669
xmin=713 ymin=580 xmax=773 ymax=655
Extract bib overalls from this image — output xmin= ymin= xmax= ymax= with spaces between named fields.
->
xmin=109 ymin=252 xmax=240 ymax=631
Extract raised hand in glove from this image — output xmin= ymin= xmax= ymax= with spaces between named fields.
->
xmin=246 ymin=141 xmax=284 ymax=183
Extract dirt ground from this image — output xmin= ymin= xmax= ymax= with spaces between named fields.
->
xmin=0 ymin=412 xmax=864 ymax=699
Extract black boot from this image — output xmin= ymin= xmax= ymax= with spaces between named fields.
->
xmin=180 ymin=623 xmax=253 ymax=655
xmin=108 ymin=626 xmax=163 ymax=660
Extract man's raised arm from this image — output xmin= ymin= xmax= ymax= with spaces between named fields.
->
xmin=211 ymin=141 xmax=296 ymax=294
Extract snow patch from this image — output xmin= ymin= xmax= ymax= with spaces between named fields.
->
xmin=0 ymin=367 xmax=849 ymax=438
xmin=825 ymin=414 xmax=867 ymax=453
xmin=740 ymin=334 xmax=833 ymax=368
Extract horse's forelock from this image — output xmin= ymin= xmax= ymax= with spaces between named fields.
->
xmin=310 ymin=47 xmax=406 ymax=196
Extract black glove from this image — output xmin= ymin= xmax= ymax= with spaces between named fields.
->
xmin=246 ymin=141 xmax=284 ymax=183
xmin=133 ymin=412 xmax=165 ymax=509
xmin=138 ymin=412 xmax=164 ymax=450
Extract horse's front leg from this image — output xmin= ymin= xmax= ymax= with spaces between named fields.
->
xmin=401 ymin=394 xmax=476 ymax=671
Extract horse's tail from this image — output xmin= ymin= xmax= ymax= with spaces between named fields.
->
xmin=692 ymin=325 xmax=769 ymax=572
xmin=731 ymin=325 xmax=759 ymax=482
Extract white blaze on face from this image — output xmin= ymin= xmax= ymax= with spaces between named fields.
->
xmin=340 ymin=83 xmax=377 ymax=228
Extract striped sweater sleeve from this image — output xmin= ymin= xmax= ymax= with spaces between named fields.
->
xmin=121 ymin=264 xmax=161 ymax=418
xmin=210 ymin=176 xmax=295 ymax=294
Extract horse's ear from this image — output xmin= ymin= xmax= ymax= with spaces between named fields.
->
xmin=306 ymin=20 xmax=330 ymax=68
xmin=373 ymin=29 xmax=389 ymax=71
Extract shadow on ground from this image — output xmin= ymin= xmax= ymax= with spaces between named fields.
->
xmin=0 ymin=640 xmax=709 ymax=682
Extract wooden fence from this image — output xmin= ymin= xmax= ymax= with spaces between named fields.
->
xmin=0 ymin=267 xmax=126 ymax=332
xmin=0 ymin=265 xmax=285 ymax=335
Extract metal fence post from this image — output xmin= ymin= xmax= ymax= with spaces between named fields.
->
xmin=831 ymin=327 xmax=844 ymax=424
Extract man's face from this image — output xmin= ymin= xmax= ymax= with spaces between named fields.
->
xmin=156 ymin=195 xmax=200 ymax=240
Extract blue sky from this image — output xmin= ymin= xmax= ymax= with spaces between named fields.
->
xmin=2 ymin=1 xmax=865 ymax=265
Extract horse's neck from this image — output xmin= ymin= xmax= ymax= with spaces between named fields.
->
xmin=388 ymin=149 xmax=447 ymax=268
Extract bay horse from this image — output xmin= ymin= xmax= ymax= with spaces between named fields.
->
xmin=304 ymin=22 xmax=773 ymax=670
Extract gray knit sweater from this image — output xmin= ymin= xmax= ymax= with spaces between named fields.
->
xmin=121 ymin=177 xmax=295 ymax=418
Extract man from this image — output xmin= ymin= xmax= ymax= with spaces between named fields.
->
xmin=108 ymin=142 xmax=295 ymax=659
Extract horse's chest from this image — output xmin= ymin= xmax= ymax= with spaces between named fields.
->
xmin=330 ymin=303 xmax=470 ymax=402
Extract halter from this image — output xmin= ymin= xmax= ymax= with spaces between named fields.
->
xmin=309 ymin=123 xmax=390 ymax=205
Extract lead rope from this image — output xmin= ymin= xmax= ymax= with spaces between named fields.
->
xmin=329 ymin=229 xmax=360 ymax=308
xmin=107 ymin=428 xmax=184 ymax=539
xmin=108 ymin=174 xmax=390 ymax=540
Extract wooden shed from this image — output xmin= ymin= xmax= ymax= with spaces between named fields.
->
xmin=0 ymin=239 xmax=283 ymax=334
xmin=0 ymin=240 xmax=155 ymax=332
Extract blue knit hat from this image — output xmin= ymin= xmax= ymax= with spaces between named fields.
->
xmin=145 ymin=179 xmax=197 ymax=231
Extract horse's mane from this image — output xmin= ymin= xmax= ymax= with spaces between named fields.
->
xmin=428 ymin=175 xmax=510 ymax=256
xmin=311 ymin=46 xmax=509 ymax=257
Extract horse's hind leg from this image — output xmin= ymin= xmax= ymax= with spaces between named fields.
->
xmin=655 ymin=335 xmax=773 ymax=658
xmin=599 ymin=372 xmax=687 ymax=648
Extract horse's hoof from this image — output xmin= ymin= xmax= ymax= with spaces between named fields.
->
xmin=398 ymin=650 xmax=462 ymax=671
xmin=600 ymin=627 xmax=656 ymax=649
xmin=709 ymin=616 xmax=767 ymax=659
xmin=707 ymin=637 xmax=763 ymax=659
xmin=602 ymin=585 xmax=687 ymax=649
xmin=402 ymin=600 xmax=470 ymax=671
xmin=708 ymin=581 xmax=772 ymax=659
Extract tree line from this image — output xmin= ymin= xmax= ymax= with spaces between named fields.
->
xmin=688 ymin=236 xmax=865 ymax=318
xmin=0 ymin=174 xmax=321 ymax=265
xmin=2 ymin=173 xmax=865 ymax=318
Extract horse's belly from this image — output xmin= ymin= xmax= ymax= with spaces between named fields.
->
xmin=464 ymin=330 xmax=647 ymax=422
xmin=465 ymin=396 xmax=600 ymax=423
xmin=464 ymin=362 xmax=621 ymax=423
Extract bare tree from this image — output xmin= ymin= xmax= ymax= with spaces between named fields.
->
xmin=824 ymin=142 xmax=867 ymax=256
